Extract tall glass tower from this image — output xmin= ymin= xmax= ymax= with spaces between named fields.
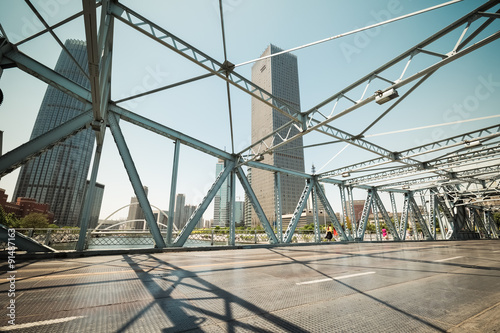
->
xmin=251 ymin=44 xmax=305 ymax=225
xmin=213 ymin=158 xmax=230 ymax=227
xmin=13 ymin=39 xmax=94 ymax=227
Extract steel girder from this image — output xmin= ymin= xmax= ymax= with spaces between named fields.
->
xmin=0 ymin=1 xmax=498 ymax=251
xmin=167 ymin=140 xmax=181 ymax=246
xmin=323 ymin=124 xmax=500 ymax=184
xmin=108 ymin=112 xmax=166 ymax=248
xmin=315 ymin=181 xmax=348 ymax=241
xmin=372 ymin=189 xmax=401 ymax=241
xmin=242 ymin=1 xmax=500 ymax=163
xmin=107 ymin=1 xmax=305 ymax=130
xmin=274 ymin=172 xmax=283 ymax=243
xmin=0 ymin=111 xmax=94 ymax=178
xmin=173 ymin=159 xmax=236 ymax=247
xmin=356 ymin=190 xmax=374 ymax=241
xmin=283 ymin=179 xmax=313 ymax=243
xmin=399 ymin=194 xmax=410 ymax=240
xmin=311 ymin=184 xmax=322 ymax=243
xmin=235 ymin=166 xmax=279 ymax=244
xmin=76 ymin=142 xmax=104 ymax=251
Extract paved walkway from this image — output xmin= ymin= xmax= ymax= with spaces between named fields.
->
xmin=1 ymin=240 xmax=500 ymax=332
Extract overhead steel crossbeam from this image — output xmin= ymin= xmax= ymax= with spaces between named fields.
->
xmin=0 ymin=111 xmax=94 ymax=178
xmin=376 ymin=164 xmax=500 ymax=191
xmin=1 ymin=46 xmax=92 ymax=106
xmin=107 ymin=2 xmax=304 ymax=127
xmin=343 ymin=142 xmax=500 ymax=187
xmin=321 ymin=124 xmax=500 ymax=180
xmin=241 ymin=1 xmax=500 ymax=163
xmin=109 ymin=105 xmax=233 ymax=161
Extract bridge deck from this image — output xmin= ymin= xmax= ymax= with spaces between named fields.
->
xmin=1 ymin=240 xmax=500 ymax=332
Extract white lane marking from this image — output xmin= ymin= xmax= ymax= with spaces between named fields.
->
xmin=334 ymin=271 xmax=376 ymax=280
xmin=0 ymin=316 xmax=85 ymax=331
xmin=296 ymin=271 xmax=376 ymax=285
xmin=434 ymin=256 xmax=464 ymax=262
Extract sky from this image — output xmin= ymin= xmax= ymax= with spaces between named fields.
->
xmin=0 ymin=0 xmax=499 ymax=222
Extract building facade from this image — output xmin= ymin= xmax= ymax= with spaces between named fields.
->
xmin=84 ymin=181 xmax=105 ymax=230
xmin=0 ymin=188 xmax=54 ymax=222
xmin=213 ymin=158 xmax=230 ymax=227
xmin=250 ymin=44 xmax=305 ymax=226
xmin=13 ymin=39 xmax=95 ymax=227
xmin=174 ymin=193 xmax=186 ymax=229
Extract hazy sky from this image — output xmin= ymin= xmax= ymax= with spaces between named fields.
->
xmin=0 ymin=0 xmax=499 ymax=221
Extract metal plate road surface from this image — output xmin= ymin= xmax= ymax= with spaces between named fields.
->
xmin=1 ymin=240 xmax=500 ymax=332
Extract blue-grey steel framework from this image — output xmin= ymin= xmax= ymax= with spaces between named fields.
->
xmin=0 ymin=1 xmax=499 ymax=250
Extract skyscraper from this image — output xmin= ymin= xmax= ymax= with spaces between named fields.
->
xmin=13 ymin=39 xmax=94 ymax=227
xmin=174 ymin=193 xmax=186 ymax=229
xmin=213 ymin=158 xmax=230 ymax=227
xmin=251 ymin=44 xmax=305 ymax=224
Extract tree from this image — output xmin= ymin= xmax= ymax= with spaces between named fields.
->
xmin=0 ymin=205 xmax=19 ymax=228
xmin=18 ymin=213 xmax=50 ymax=228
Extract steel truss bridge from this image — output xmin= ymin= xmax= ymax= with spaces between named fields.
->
xmin=0 ymin=0 xmax=499 ymax=251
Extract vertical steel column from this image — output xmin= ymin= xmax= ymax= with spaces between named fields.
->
xmin=429 ymin=193 xmax=437 ymax=239
xmin=409 ymin=210 xmax=418 ymax=240
xmin=76 ymin=143 xmax=103 ymax=251
xmin=408 ymin=192 xmax=433 ymax=240
xmin=315 ymin=182 xmax=348 ymax=241
xmin=108 ymin=113 xmax=166 ymax=248
xmin=372 ymin=190 xmax=400 ymax=241
xmin=347 ymin=186 xmax=357 ymax=239
xmin=166 ymin=139 xmax=180 ymax=246
xmin=436 ymin=210 xmax=446 ymax=240
xmin=339 ymin=185 xmax=350 ymax=239
xmin=356 ymin=190 xmax=373 ymax=241
xmin=419 ymin=191 xmax=432 ymax=236
xmin=312 ymin=184 xmax=321 ymax=243
xmin=373 ymin=203 xmax=381 ymax=241
xmin=274 ymin=172 xmax=283 ymax=243
xmin=389 ymin=192 xmax=400 ymax=234
xmin=399 ymin=193 xmax=410 ymax=240
xmin=228 ymin=169 xmax=236 ymax=246
xmin=284 ymin=179 xmax=312 ymax=243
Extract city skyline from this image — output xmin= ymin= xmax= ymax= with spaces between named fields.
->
xmin=0 ymin=1 xmax=498 ymax=222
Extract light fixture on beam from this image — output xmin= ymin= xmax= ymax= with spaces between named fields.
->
xmin=341 ymin=172 xmax=351 ymax=177
xmin=463 ymin=140 xmax=481 ymax=148
xmin=375 ymin=88 xmax=399 ymax=105
xmin=375 ymin=88 xmax=399 ymax=104
xmin=402 ymin=185 xmax=410 ymax=190
xmin=254 ymin=154 xmax=264 ymax=162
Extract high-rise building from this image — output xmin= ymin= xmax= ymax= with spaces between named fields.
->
xmin=83 ymin=180 xmax=105 ymax=230
xmin=213 ymin=158 xmax=230 ymax=227
xmin=13 ymin=39 xmax=94 ymax=227
xmin=251 ymin=44 xmax=305 ymax=224
xmin=174 ymin=193 xmax=186 ymax=229
xmin=127 ymin=186 xmax=148 ymax=230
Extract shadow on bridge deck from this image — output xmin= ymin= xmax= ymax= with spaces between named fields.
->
xmin=1 ymin=240 xmax=499 ymax=332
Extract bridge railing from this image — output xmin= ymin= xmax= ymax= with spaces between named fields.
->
xmin=1 ymin=228 xmax=451 ymax=252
